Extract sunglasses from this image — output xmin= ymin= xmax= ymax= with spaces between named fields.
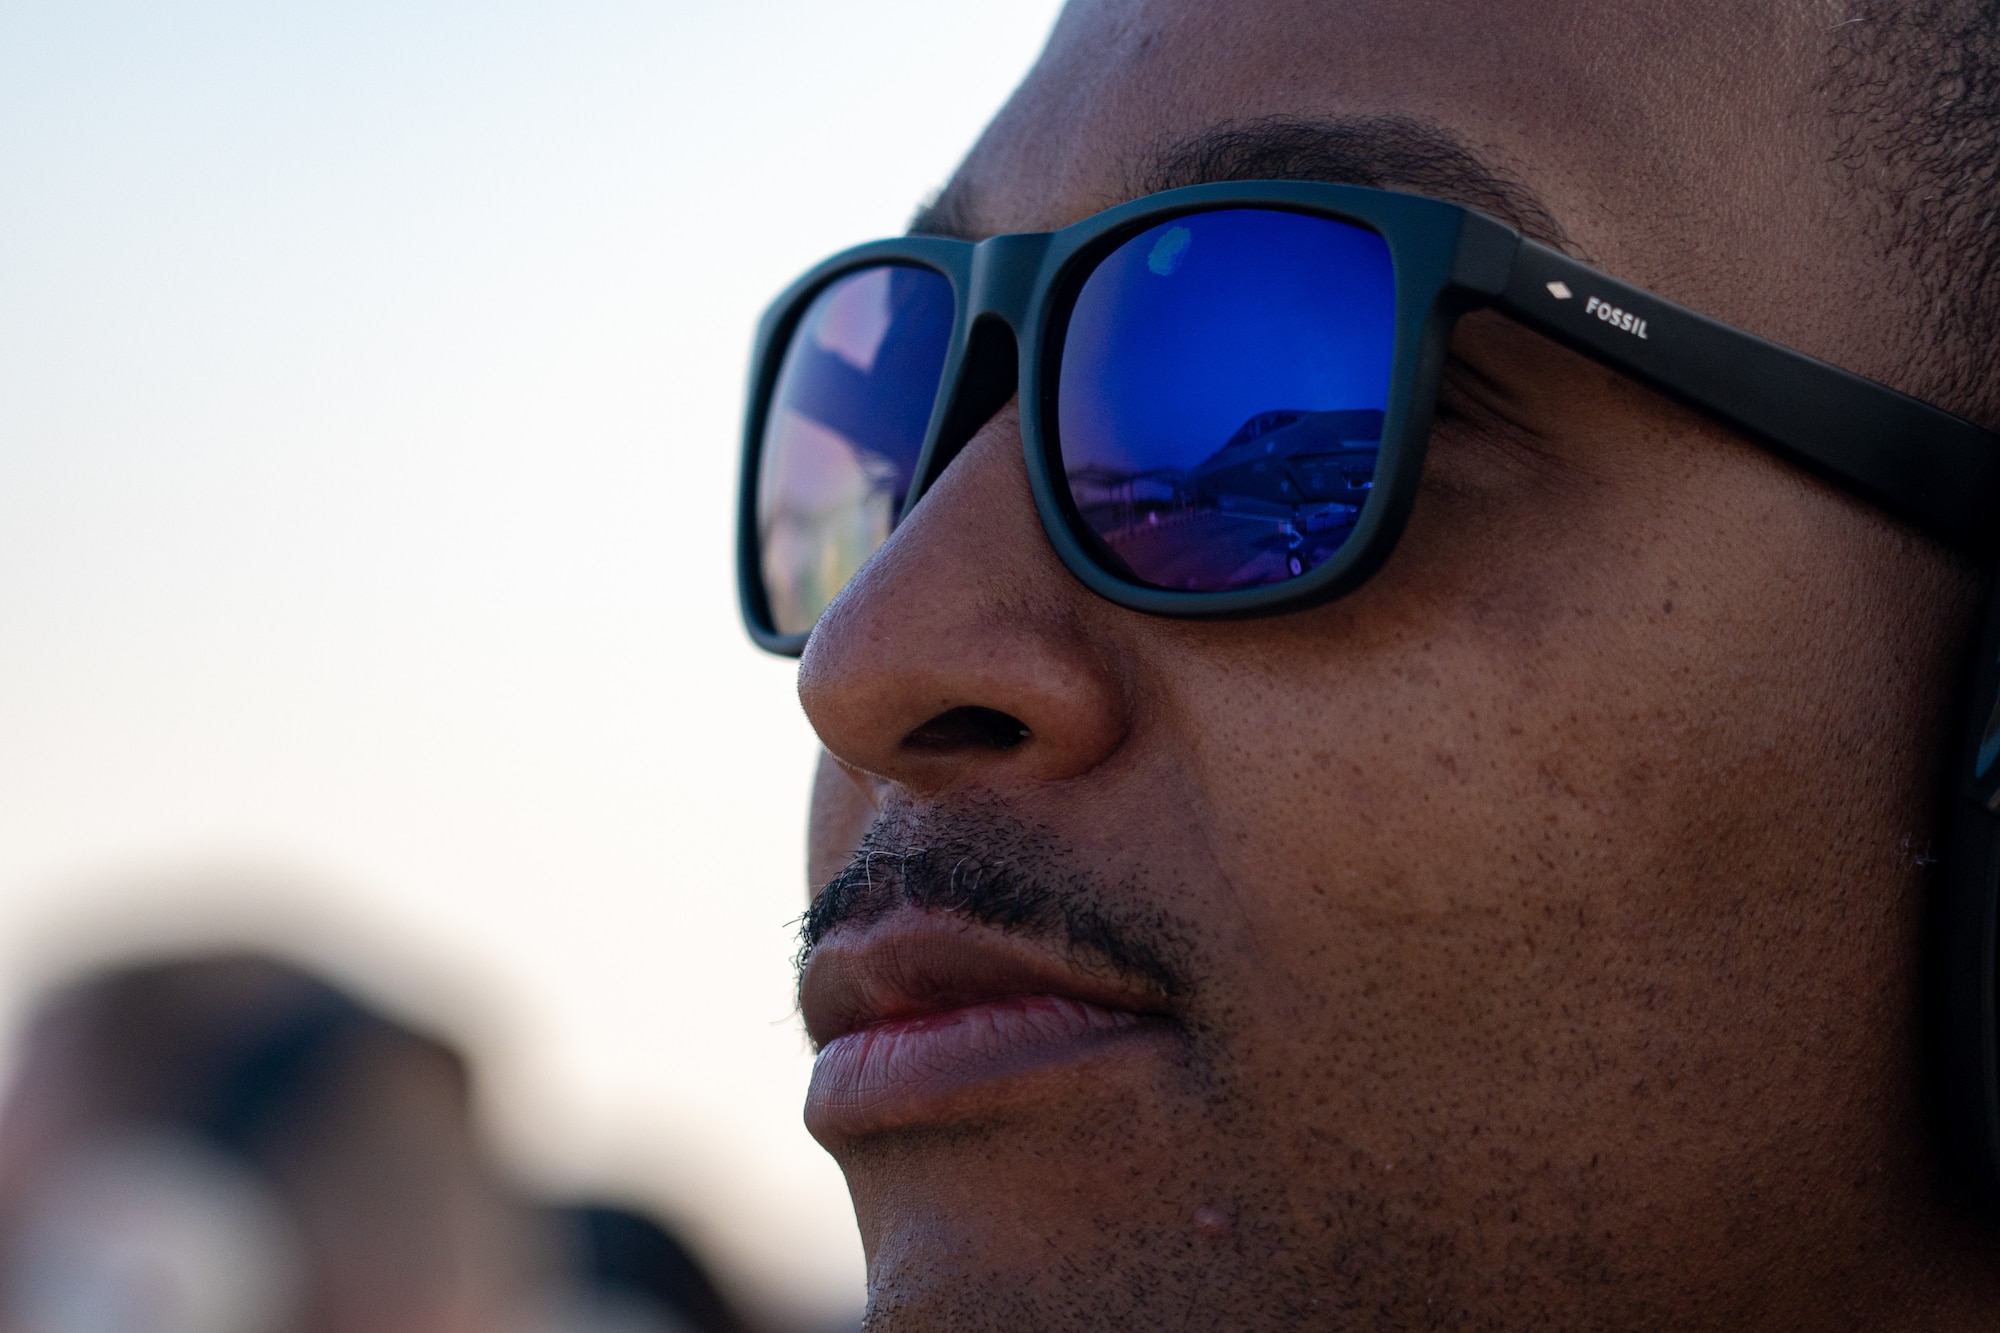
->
xmin=736 ymin=179 xmax=1999 ymax=655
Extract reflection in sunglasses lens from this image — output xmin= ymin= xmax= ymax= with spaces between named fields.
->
xmin=1057 ymin=209 xmax=1396 ymax=593
xmin=757 ymin=264 xmax=955 ymax=635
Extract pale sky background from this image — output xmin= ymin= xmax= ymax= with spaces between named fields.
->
xmin=0 ymin=2 xmax=1066 ymax=1324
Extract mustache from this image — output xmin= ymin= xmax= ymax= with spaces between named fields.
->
xmin=798 ymin=804 xmax=1191 ymax=1001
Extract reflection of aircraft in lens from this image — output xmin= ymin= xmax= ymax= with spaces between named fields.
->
xmin=1070 ymin=409 xmax=1382 ymax=586
xmin=1189 ymin=409 xmax=1381 ymax=512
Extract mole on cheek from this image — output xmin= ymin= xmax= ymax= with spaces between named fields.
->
xmin=1193 ymin=1204 xmax=1234 ymax=1239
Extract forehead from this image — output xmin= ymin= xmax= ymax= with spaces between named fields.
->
xmin=940 ymin=0 xmax=1835 ymax=308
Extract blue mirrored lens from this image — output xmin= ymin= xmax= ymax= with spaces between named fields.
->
xmin=1057 ymin=209 xmax=1396 ymax=593
xmin=758 ymin=264 xmax=955 ymax=635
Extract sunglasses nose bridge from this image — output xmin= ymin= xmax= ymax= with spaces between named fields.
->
xmin=907 ymin=232 xmax=1052 ymax=502
xmin=965 ymin=230 xmax=1052 ymax=327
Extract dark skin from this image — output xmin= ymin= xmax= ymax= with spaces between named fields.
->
xmin=793 ymin=0 xmax=1997 ymax=1326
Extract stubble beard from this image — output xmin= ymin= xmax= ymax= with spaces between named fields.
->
xmin=805 ymin=797 xmax=1628 ymax=1333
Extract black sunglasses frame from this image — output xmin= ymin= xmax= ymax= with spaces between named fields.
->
xmin=738 ymin=179 xmax=2000 ymax=1208
xmin=738 ymin=179 xmax=2000 ymax=657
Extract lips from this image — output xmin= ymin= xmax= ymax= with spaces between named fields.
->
xmin=800 ymin=911 xmax=1174 ymax=1142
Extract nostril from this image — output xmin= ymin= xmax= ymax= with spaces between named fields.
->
xmin=901 ymin=705 xmax=1030 ymax=752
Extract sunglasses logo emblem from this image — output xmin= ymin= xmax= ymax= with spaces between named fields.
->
xmin=1584 ymin=295 xmax=1650 ymax=340
xmin=1546 ymin=281 xmax=1651 ymax=340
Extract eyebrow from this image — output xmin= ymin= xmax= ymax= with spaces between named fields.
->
xmin=912 ymin=114 xmax=1571 ymax=249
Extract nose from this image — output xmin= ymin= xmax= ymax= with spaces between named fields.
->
xmin=797 ymin=402 xmax=1131 ymax=798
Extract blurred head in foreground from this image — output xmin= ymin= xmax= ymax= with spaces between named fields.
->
xmin=0 ymin=952 xmax=527 ymax=1333
xmin=0 ymin=953 xmax=753 ymax=1333
xmin=773 ymin=0 xmax=2000 ymax=1327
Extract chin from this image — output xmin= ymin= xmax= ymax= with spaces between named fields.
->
xmin=832 ymin=1090 xmax=1258 ymax=1331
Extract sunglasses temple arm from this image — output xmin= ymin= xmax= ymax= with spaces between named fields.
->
xmin=1484 ymin=238 xmax=2000 ymax=554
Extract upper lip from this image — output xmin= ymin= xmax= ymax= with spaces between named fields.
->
xmin=799 ymin=910 xmax=1173 ymax=1048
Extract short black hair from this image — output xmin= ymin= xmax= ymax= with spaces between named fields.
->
xmin=1830 ymin=2 xmax=2000 ymax=420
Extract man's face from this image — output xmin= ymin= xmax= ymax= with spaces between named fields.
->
xmin=791 ymin=1 xmax=1984 ymax=1327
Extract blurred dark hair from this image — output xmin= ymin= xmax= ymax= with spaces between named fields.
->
xmin=13 ymin=952 xmax=465 ymax=1164
xmin=554 ymin=1203 xmax=754 ymax=1333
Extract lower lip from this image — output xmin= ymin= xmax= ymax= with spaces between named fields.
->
xmin=806 ymin=995 xmax=1160 ymax=1141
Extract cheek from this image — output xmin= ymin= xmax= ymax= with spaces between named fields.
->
xmin=1137 ymin=429 xmax=1949 ymax=1173
xmin=1163 ymin=405 xmax=1937 ymax=929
